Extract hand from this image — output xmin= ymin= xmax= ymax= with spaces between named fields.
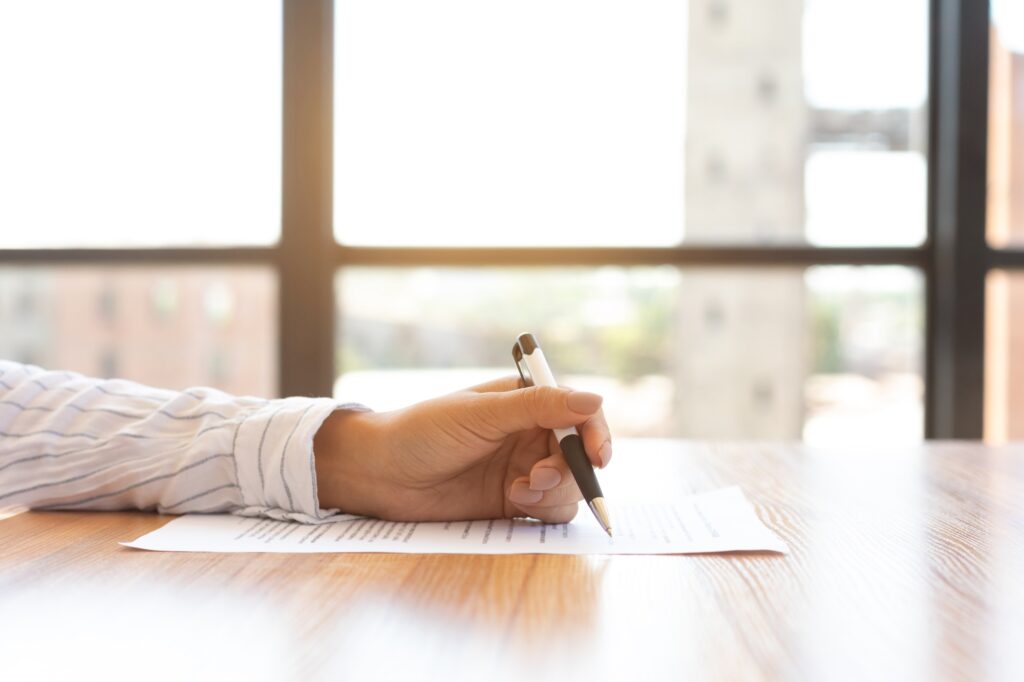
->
xmin=313 ymin=376 xmax=612 ymax=524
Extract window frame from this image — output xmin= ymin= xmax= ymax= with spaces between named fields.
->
xmin=0 ymin=0 xmax=1008 ymax=439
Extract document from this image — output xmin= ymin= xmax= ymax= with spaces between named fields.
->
xmin=123 ymin=486 xmax=788 ymax=555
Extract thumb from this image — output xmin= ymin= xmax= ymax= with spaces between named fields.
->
xmin=471 ymin=385 xmax=603 ymax=437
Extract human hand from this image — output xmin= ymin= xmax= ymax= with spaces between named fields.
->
xmin=313 ymin=376 xmax=612 ymax=524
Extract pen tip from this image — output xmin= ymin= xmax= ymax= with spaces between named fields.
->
xmin=589 ymin=497 xmax=613 ymax=538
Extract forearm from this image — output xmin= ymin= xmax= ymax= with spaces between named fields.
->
xmin=0 ymin=361 xmax=359 ymax=522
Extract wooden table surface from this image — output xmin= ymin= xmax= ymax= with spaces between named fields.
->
xmin=1 ymin=440 xmax=1022 ymax=682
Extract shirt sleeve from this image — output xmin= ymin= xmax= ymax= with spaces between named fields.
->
xmin=0 ymin=360 xmax=367 ymax=523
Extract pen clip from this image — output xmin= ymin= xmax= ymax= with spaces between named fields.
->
xmin=512 ymin=341 xmax=534 ymax=388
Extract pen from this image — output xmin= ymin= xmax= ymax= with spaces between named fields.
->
xmin=512 ymin=332 xmax=613 ymax=537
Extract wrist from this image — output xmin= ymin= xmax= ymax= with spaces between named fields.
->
xmin=313 ymin=408 xmax=391 ymax=517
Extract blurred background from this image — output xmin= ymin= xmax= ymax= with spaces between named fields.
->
xmin=0 ymin=0 xmax=1020 ymax=443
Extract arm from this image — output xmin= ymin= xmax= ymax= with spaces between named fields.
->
xmin=1 ymin=362 xmax=612 ymax=524
xmin=0 ymin=360 xmax=361 ymax=522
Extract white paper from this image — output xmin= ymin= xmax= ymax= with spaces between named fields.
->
xmin=122 ymin=486 xmax=788 ymax=555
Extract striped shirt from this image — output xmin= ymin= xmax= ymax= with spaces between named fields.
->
xmin=0 ymin=360 xmax=364 ymax=523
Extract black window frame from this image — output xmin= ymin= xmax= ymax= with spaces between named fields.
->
xmin=0 ymin=0 xmax=1011 ymax=439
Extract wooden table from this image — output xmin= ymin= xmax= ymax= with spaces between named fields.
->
xmin=1 ymin=440 xmax=1022 ymax=681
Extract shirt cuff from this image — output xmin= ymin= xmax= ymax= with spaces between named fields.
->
xmin=230 ymin=397 xmax=370 ymax=524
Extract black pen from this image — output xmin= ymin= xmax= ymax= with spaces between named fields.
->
xmin=512 ymin=333 xmax=613 ymax=536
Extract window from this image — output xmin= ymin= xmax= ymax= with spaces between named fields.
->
xmin=985 ymin=1 xmax=1024 ymax=442
xmin=0 ymin=1 xmax=1006 ymax=442
xmin=988 ymin=1 xmax=1024 ymax=250
xmin=0 ymin=0 xmax=282 ymax=247
xmin=0 ymin=266 xmax=277 ymax=397
xmin=333 ymin=0 xmax=928 ymax=248
xmin=331 ymin=0 xmax=930 ymax=440
xmin=336 ymin=266 xmax=923 ymax=442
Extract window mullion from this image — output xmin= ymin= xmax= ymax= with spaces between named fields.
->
xmin=279 ymin=0 xmax=335 ymax=398
xmin=926 ymin=0 xmax=991 ymax=438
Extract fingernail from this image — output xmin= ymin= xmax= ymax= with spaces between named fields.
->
xmin=529 ymin=467 xmax=561 ymax=491
xmin=566 ymin=391 xmax=603 ymax=414
xmin=509 ymin=482 xmax=544 ymax=505
xmin=598 ymin=441 xmax=613 ymax=468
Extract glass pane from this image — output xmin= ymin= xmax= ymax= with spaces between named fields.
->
xmin=0 ymin=1 xmax=281 ymax=247
xmin=803 ymin=266 xmax=924 ymax=444
xmin=988 ymin=2 xmax=1024 ymax=248
xmin=985 ymin=270 xmax=1024 ymax=442
xmin=334 ymin=0 xmax=928 ymax=247
xmin=0 ymin=266 xmax=277 ymax=397
xmin=335 ymin=266 xmax=923 ymax=443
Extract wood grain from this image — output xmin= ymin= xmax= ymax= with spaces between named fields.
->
xmin=1 ymin=440 xmax=1022 ymax=681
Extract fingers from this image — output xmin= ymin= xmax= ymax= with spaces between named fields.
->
xmin=463 ymin=377 xmax=613 ymax=467
xmin=508 ymin=473 xmax=584 ymax=525
xmin=508 ymin=488 xmax=581 ymax=524
xmin=528 ymin=412 xmax=611 ymax=471
xmin=527 ymin=452 xmax=570 ymax=491
xmin=510 ymin=476 xmax=582 ymax=506
xmin=576 ymin=413 xmax=612 ymax=469
xmin=472 ymin=385 xmax=604 ymax=437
